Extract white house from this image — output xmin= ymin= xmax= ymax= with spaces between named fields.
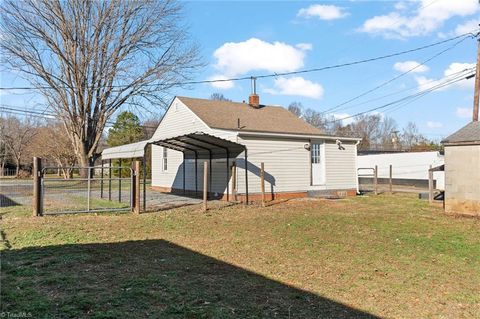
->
xmin=102 ymin=95 xmax=361 ymax=202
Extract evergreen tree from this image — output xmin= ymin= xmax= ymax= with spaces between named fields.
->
xmin=107 ymin=112 xmax=144 ymax=147
xmin=107 ymin=111 xmax=144 ymax=176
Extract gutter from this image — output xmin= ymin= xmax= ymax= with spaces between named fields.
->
xmin=443 ymin=141 xmax=480 ymax=146
xmin=236 ymin=130 xmax=361 ymax=142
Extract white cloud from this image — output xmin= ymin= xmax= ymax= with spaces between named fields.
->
xmin=296 ymin=43 xmax=313 ymax=51
xmin=456 ymin=107 xmax=472 ymax=118
xmin=358 ymin=0 xmax=479 ymax=38
xmin=393 ymin=61 xmax=429 ymax=73
xmin=212 ymin=38 xmax=307 ymax=77
xmin=264 ymin=76 xmax=324 ymax=99
xmin=415 ymin=62 xmax=476 ymax=91
xmin=426 ymin=121 xmax=443 ymax=129
xmin=209 ymin=38 xmax=312 ymax=89
xmin=297 ymin=4 xmax=349 ymax=21
xmin=332 ymin=113 xmax=354 ymax=125
xmin=207 ymin=74 xmax=234 ymax=90
xmin=454 ymin=19 xmax=479 ymax=36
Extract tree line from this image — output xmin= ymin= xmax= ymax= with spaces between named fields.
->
xmin=287 ymin=102 xmax=441 ymax=152
xmin=0 ymin=112 xmax=159 ymax=178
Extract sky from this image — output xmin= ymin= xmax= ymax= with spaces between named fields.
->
xmin=1 ymin=0 xmax=479 ymax=140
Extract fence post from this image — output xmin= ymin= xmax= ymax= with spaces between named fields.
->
xmin=260 ymin=162 xmax=265 ymax=207
xmin=374 ymin=165 xmax=378 ymax=195
xmin=428 ymin=165 xmax=434 ymax=204
xmin=87 ymin=168 xmax=91 ymax=212
xmin=32 ymin=157 xmax=42 ymax=217
xmin=203 ymin=161 xmax=208 ymax=211
xmin=100 ymin=160 xmax=104 ymax=199
xmin=389 ymin=164 xmax=393 ymax=194
xmin=133 ymin=160 xmax=141 ymax=214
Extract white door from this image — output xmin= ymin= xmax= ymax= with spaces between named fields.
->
xmin=311 ymin=143 xmax=325 ymax=185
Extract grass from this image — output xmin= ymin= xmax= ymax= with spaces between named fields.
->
xmin=1 ymin=194 xmax=479 ymax=318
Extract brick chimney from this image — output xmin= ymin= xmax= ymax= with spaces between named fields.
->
xmin=249 ymin=94 xmax=260 ymax=108
xmin=248 ymin=76 xmax=260 ymax=108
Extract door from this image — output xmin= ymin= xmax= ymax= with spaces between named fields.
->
xmin=311 ymin=143 xmax=325 ymax=185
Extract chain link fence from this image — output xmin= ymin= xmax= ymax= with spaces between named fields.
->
xmin=41 ymin=166 xmax=133 ymax=215
xmin=0 ymin=174 xmax=33 ymax=214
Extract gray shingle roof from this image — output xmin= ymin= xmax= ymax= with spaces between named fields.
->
xmin=177 ymin=96 xmax=324 ymax=136
xmin=442 ymin=121 xmax=480 ymax=145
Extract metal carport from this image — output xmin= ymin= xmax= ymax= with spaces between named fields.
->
xmin=101 ymin=132 xmax=249 ymax=211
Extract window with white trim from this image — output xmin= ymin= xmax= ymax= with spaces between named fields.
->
xmin=162 ymin=147 xmax=168 ymax=171
xmin=311 ymin=144 xmax=321 ymax=164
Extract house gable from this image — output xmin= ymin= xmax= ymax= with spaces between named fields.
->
xmin=151 ymin=97 xmax=211 ymax=140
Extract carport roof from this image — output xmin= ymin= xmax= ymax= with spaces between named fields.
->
xmin=101 ymin=132 xmax=245 ymax=160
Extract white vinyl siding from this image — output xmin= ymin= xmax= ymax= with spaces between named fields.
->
xmin=151 ymin=98 xmax=210 ymax=140
xmin=151 ymin=97 xmax=209 ymax=188
xmin=234 ymin=136 xmax=310 ymax=194
xmin=150 ymin=98 xmax=358 ymax=194
xmin=324 ymin=140 xmax=358 ymax=190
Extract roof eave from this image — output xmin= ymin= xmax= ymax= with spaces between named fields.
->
xmin=230 ymin=129 xmax=361 ymax=141
xmin=443 ymin=140 xmax=480 ymax=146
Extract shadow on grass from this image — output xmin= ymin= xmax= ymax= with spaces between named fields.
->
xmin=0 ymin=194 xmax=21 ymax=207
xmin=1 ymin=240 xmax=380 ymax=319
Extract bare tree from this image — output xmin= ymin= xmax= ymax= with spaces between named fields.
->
xmin=210 ymin=93 xmax=231 ymax=101
xmin=1 ymin=0 xmax=201 ymax=172
xmin=378 ymin=116 xmax=398 ymax=149
xmin=401 ymin=122 xmax=427 ymax=150
xmin=342 ymin=114 xmax=382 ymax=151
xmin=0 ymin=117 xmax=9 ymax=175
xmin=142 ymin=118 xmax=161 ymax=140
xmin=288 ymin=102 xmax=303 ymax=118
xmin=29 ymin=123 xmax=77 ymax=179
xmin=3 ymin=116 xmax=37 ymax=176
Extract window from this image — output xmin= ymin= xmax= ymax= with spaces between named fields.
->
xmin=162 ymin=147 xmax=168 ymax=171
xmin=311 ymin=144 xmax=321 ymax=164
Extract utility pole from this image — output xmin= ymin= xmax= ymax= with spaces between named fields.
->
xmin=473 ymin=30 xmax=480 ymax=122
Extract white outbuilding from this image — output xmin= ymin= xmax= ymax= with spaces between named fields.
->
xmin=102 ymin=95 xmax=361 ymax=202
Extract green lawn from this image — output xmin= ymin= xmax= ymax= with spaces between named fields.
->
xmin=1 ymin=194 xmax=479 ymax=318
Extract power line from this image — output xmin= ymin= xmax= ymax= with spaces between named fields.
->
xmin=0 ymin=105 xmax=160 ymax=129
xmin=320 ymin=35 xmax=472 ymax=115
xmin=326 ymin=67 xmax=476 ymax=114
xmin=2 ymin=69 xmax=474 ymax=128
xmin=0 ymin=31 xmax=478 ymax=91
xmin=327 ymin=72 xmax=474 ymax=123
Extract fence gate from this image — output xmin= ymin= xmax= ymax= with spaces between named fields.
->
xmin=40 ymin=166 xmax=133 ymax=215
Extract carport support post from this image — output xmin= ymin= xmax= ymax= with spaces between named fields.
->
xmin=389 ymin=165 xmax=393 ymax=194
xmin=195 ymin=152 xmax=198 ymax=196
xmin=261 ymin=162 xmax=265 ymax=207
xmin=203 ymin=161 xmax=208 ymax=211
xmin=133 ymin=160 xmax=141 ymax=214
xmin=32 ymin=157 xmax=42 ymax=217
xmin=226 ymin=150 xmax=230 ymax=202
xmin=231 ymin=162 xmax=237 ymax=201
xmin=374 ymin=165 xmax=378 ymax=195
xmin=182 ymin=152 xmax=186 ymax=195
xmin=428 ymin=165 xmax=434 ymax=204
xmin=119 ymin=162 xmax=122 ymax=202
xmin=245 ymin=149 xmax=249 ymax=204
xmin=143 ymin=156 xmax=147 ymax=212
